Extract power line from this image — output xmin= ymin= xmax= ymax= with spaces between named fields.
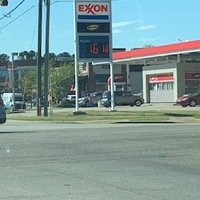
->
xmin=0 ymin=5 xmax=35 ymax=31
xmin=0 ymin=0 xmax=26 ymax=20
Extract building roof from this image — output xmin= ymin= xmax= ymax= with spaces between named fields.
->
xmin=113 ymin=39 xmax=200 ymax=64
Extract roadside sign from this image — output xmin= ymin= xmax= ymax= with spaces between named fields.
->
xmin=73 ymin=0 xmax=114 ymax=113
xmin=75 ymin=0 xmax=112 ymax=62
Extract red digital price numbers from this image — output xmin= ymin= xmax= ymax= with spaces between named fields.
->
xmin=89 ymin=43 xmax=109 ymax=54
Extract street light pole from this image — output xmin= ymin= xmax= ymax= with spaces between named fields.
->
xmin=11 ymin=52 xmax=18 ymax=111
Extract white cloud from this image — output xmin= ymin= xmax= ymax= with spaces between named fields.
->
xmin=112 ymin=20 xmax=142 ymax=34
xmin=112 ymin=29 xmax=123 ymax=34
xmin=113 ymin=20 xmax=142 ymax=28
xmin=135 ymin=25 xmax=156 ymax=30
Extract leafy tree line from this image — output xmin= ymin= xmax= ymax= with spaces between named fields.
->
xmin=0 ymin=50 xmax=73 ymax=64
xmin=0 ymin=50 xmax=77 ymax=102
xmin=19 ymin=60 xmax=76 ymax=102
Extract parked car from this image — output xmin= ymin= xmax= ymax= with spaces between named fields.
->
xmin=0 ymin=97 xmax=6 ymax=124
xmin=67 ymin=95 xmax=76 ymax=102
xmin=90 ymin=92 xmax=102 ymax=106
xmin=78 ymin=92 xmax=102 ymax=107
xmin=78 ymin=96 xmax=93 ymax=107
xmin=101 ymin=91 xmax=144 ymax=107
xmin=176 ymin=91 xmax=200 ymax=107
xmin=60 ymin=95 xmax=76 ymax=107
xmin=2 ymin=93 xmax=26 ymax=110
xmin=30 ymin=97 xmax=45 ymax=107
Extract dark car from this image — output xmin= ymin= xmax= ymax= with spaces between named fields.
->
xmin=60 ymin=95 xmax=76 ymax=107
xmin=176 ymin=91 xmax=200 ymax=107
xmin=0 ymin=97 xmax=6 ymax=124
xmin=101 ymin=90 xmax=144 ymax=107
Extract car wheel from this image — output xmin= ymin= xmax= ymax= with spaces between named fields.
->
xmin=107 ymin=101 xmax=114 ymax=107
xmin=85 ymin=100 xmax=90 ymax=107
xmin=104 ymin=103 xmax=109 ymax=108
xmin=182 ymin=105 xmax=187 ymax=107
xmin=135 ymin=100 xmax=142 ymax=107
xmin=189 ymin=100 xmax=197 ymax=107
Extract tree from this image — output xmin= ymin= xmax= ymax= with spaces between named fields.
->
xmin=57 ymin=52 xmax=71 ymax=58
xmin=19 ymin=60 xmax=76 ymax=102
xmin=19 ymin=50 xmax=36 ymax=60
xmin=43 ymin=53 xmax=57 ymax=61
xmin=144 ymin=44 xmax=154 ymax=48
xmin=0 ymin=53 xmax=9 ymax=64
xmin=19 ymin=69 xmax=37 ymax=99
xmin=50 ymin=62 xmax=75 ymax=101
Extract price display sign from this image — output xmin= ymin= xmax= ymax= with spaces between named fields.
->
xmin=75 ymin=0 xmax=112 ymax=62
xmin=79 ymin=36 xmax=110 ymax=60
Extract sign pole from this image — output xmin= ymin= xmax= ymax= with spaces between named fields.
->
xmin=74 ymin=0 xmax=79 ymax=114
xmin=74 ymin=50 xmax=80 ymax=113
xmin=110 ymin=61 xmax=115 ymax=111
xmin=109 ymin=0 xmax=115 ymax=111
xmin=73 ymin=0 xmax=86 ymax=115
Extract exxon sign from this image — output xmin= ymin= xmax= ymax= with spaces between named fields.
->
xmin=77 ymin=2 xmax=110 ymax=20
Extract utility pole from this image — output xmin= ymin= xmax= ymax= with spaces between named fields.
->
xmin=44 ymin=0 xmax=50 ymax=116
xmin=37 ymin=0 xmax=42 ymax=116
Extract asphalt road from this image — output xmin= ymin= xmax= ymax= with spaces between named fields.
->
xmin=0 ymin=121 xmax=200 ymax=200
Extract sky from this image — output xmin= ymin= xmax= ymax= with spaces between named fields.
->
xmin=0 ymin=0 xmax=200 ymax=58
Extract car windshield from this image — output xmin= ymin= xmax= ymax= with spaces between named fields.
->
xmin=15 ymin=96 xmax=23 ymax=101
xmin=191 ymin=91 xmax=200 ymax=96
xmin=102 ymin=91 xmax=109 ymax=98
xmin=91 ymin=92 xmax=97 ymax=96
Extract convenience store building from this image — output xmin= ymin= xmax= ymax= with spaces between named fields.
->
xmin=111 ymin=39 xmax=200 ymax=103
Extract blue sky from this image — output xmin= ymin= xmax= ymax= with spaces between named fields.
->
xmin=0 ymin=0 xmax=200 ymax=57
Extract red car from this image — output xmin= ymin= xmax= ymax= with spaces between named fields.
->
xmin=176 ymin=91 xmax=200 ymax=107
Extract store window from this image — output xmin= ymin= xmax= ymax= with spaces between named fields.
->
xmin=149 ymin=73 xmax=174 ymax=91
xmin=185 ymin=72 xmax=200 ymax=93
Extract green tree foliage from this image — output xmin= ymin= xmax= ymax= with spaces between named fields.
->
xmin=19 ymin=50 xmax=37 ymax=60
xmin=57 ymin=52 xmax=71 ymax=58
xmin=144 ymin=44 xmax=154 ymax=48
xmin=19 ymin=69 xmax=37 ymax=98
xmin=19 ymin=61 xmax=75 ymax=101
xmin=50 ymin=62 xmax=75 ymax=100
xmin=43 ymin=53 xmax=57 ymax=61
xmin=0 ymin=53 xmax=9 ymax=64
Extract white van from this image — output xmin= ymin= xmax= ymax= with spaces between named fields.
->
xmin=1 ymin=93 xmax=26 ymax=110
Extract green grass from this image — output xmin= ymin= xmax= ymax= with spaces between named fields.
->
xmin=8 ymin=109 xmax=200 ymax=123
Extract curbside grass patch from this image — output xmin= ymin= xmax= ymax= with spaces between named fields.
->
xmin=7 ymin=109 xmax=200 ymax=123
